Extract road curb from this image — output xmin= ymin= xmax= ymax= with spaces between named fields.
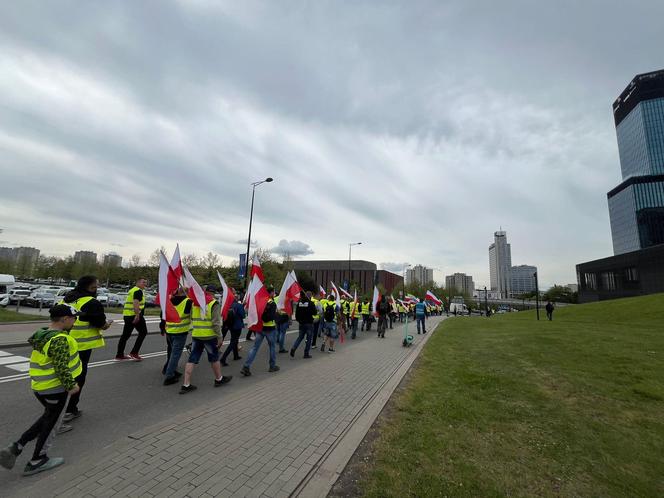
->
xmin=293 ymin=317 xmax=445 ymax=498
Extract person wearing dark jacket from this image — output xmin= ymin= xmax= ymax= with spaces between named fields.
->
xmin=291 ymin=291 xmax=316 ymax=359
xmin=61 ymin=276 xmax=111 ymax=422
xmin=0 ymin=305 xmax=81 ymax=476
xmin=546 ymin=301 xmax=555 ymax=321
xmin=220 ymin=295 xmax=246 ymax=365
xmin=376 ymin=295 xmax=390 ymax=338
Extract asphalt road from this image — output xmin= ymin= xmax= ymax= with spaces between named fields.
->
xmin=0 ymin=320 xmax=403 ymax=494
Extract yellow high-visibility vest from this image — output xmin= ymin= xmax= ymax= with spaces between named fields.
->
xmin=166 ymin=298 xmax=192 ymax=334
xmin=191 ymin=300 xmax=216 ymax=339
xmin=123 ymin=286 xmax=145 ymax=317
xmin=30 ymin=333 xmax=82 ymax=394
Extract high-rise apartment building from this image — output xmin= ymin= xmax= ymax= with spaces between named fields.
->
xmin=0 ymin=246 xmax=40 ymax=276
xmin=609 ymin=69 xmax=664 ymax=255
xmin=489 ymin=231 xmax=512 ymax=298
xmin=103 ymin=253 xmax=123 ymax=267
xmin=405 ymin=265 xmax=434 ymax=286
xmin=510 ymin=265 xmax=537 ymax=295
xmin=445 ymin=273 xmax=475 ymax=295
xmin=73 ymin=250 xmax=98 ymax=266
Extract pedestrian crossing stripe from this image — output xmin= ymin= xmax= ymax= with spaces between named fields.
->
xmin=0 ymin=350 xmax=30 ymax=371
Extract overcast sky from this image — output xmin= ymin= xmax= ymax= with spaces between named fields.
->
xmin=1 ymin=1 xmax=663 ymax=288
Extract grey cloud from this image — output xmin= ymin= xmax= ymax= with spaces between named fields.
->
xmin=380 ymin=263 xmax=410 ymax=273
xmin=270 ymin=240 xmax=314 ymax=258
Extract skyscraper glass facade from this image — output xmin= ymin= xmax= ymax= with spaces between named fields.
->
xmin=609 ymin=70 xmax=664 ymax=254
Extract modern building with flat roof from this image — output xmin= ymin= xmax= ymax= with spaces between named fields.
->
xmin=578 ymin=69 xmax=664 ymax=302
xmin=291 ymin=259 xmax=403 ymax=295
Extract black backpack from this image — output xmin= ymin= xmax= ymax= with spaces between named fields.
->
xmin=324 ymin=303 xmax=336 ymax=322
xmin=262 ymin=301 xmax=277 ymax=323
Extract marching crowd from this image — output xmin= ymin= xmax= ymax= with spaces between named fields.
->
xmin=0 ymin=274 xmax=443 ymax=477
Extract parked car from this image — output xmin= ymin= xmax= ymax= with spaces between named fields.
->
xmin=8 ymin=289 xmax=32 ymax=304
xmin=0 ymin=294 xmax=9 ymax=307
xmin=144 ymin=292 xmax=157 ymax=308
xmin=54 ymin=288 xmax=74 ymax=300
xmin=106 ymin=293 xmax=122 ymax=307
xmin=25 ymin=292 xmax=57 ymax=308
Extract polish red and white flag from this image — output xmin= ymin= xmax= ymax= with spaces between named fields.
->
xmin=338 ymin=287 xmax=353 ymax=300
xmin=184 ymin=266 xmax=209 ymax=318
xmin=156 ymin=251 xmax=181 ymax=323
xmin=217 ymin=271 xmax=235 ymax=321
xmin=250 ymin=254 xmax=264 ymax=282
xmin=245 ymin=274 xmax=270 ymax=331
xmin=425 ymin=290 xmax=443 ymax=305
xmin=351 ymin=289 xmax=358 ymax=319
xmin=170 ymin=244 xmax=184 ymax=283
xmin=372 ymin=285 xmax=381 ymax=317
xmin=330 ymin=282 xmax=341 ymax=309
xmin=319 ymin=285 xmax=326 ymax=298
xmin=277 ymin=271 xmax=302 ymax=316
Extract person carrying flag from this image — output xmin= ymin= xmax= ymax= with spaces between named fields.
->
xmin=241 ymin=286 xmax=279 ymax=376
xmin=162 ymin=287 xmax=193 ymax=385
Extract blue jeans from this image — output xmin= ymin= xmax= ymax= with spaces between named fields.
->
xmin=188 ymin=337 xmax=220 ymax=364
xmin=292 ymin=323 xmax=313 ymax=355
xmin=276 ymin=320 xmax=289 ymax=350
xmin=351 ymin=317 xmax=359 ymax=338
xmin=416 ymin=315 xmax=426 ymax=333
xmin=244 ymin=328 xmax=277 ymax=369
xmin=164 ymin=333 xmax=188 ymax=378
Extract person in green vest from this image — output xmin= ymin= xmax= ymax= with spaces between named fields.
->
xmin=0 ymin=304 xmax=82 ymax=476
xmin=60 ymin=275 xmax=112 ymax=422
xmin=162 ymin=286 xmax=193 ymax=385
xmin=115 ymin=277 xmax=148 ymax=361
xmin=180 ymin=285 xmax=232 ymax=394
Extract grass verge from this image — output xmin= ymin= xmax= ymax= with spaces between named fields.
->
xmin=0 ymin=308 xmax=47 ymax=322
xmin=358 ymin=294 xmax=664 ymax=497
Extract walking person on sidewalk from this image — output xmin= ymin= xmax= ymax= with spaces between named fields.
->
xmin=415 ymin=300 xmax=428 ymax=334
xmin=360 ymin=298 xmax=371 ymax=331
xmin=349 ymin=299 xmax=360 ymax=339
xmin=162 ymin=287 xmax=193 ymax=385
xmin=546 ymin=301 xmax=555 ymax=321
xmin=291 ymin=291 xmax=316 ymax=359
xmin=60 ymin=275 xmax=111 ymax=422
xmin=220 ymin=294 xmax=245 ymax=366
xmin=310 ymin=295 xmax=322 ymax=349
xmin=320 ymin=295 xmax=339 ymax=353
xmin=240 ymin=286 xmax=279 ymax=376
xmin=116 ymin=277 xmax=148 ymax=361
xmin=180 ymin=286 xmax=232 ymax=394
xmin=275 ymin=294 xmax=290 ymax=354
xmin=0 ymin=305 xmax=82 ymax=476
xmin=376 ymin=295 xmax=390 ymax=338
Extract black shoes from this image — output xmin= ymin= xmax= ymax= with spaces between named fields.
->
xmin=179 ymin=385 xmax=197 ymax=394
xmin=163 ymin=376 xmax=179 ymax=386
xmin=289 ymin=349 xmax=295 ymax=358
xmin=240 ymin=366 xmax=251 ymax=377
xmin=214 ymin=376 xmax=233 ymax=387
xmin=0 ymin=443 xmax=21 ymax=470
xmin=303 ymin=354 xmax=312 ymax=359
xmin=268 ymin=365 xmax=280 ymax=372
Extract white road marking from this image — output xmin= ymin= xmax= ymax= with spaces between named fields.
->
xmin=7 ymin=363 xmax=30 ymax=372
xmin=0 ymin=355 xmax=29 ymax=365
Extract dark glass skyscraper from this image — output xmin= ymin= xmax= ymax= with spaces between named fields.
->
xmin=609 ymin=70 xmax=664 ymax=254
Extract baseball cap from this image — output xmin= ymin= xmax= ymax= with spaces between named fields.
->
xmin=49 ymin=304 xmax=80 ymax=319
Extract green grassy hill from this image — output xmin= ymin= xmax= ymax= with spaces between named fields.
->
xmin=361 ymin=294 xmax=664 ymax=497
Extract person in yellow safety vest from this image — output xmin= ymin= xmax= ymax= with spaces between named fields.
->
xmin=60 ymin=275 xmax=112 ymax=423
xmin=116 ymin=277 xmax=148 ymax=361
xmin=397 ymin=303 xmax=406 ymax=322
xmin=241 ymin=286 xmax=280 ymax=376
xmin=360 ymin=298 xmax=371 ymax=331
xmin=274 ymin=294 xmax=290 ymax=354
xmin=180 ymin=285 xmax=232 ymax=394
xmin=349 ymin=299 xmax=360 ymax=339
xmin=161 ymin=287 xmax=193 ymax=385
xmin=0 ymin=304 xmax=82 ymax=476
xmin=320 ymin=295 xmax=339 ymax=353
xmin=310 ymin=296 xmax=321 ymax=349
xmin=340 ymin=298 xmax=349 ymax=329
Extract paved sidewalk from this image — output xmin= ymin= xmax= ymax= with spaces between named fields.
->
xmin=19 ymin=317 xmax=445 ymax=498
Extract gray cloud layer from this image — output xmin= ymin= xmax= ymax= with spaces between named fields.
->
xmin=1 ymin=1 xmax=663 ymax=287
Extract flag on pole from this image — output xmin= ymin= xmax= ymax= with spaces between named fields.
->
xmin=184 ymin=266 xmax=207 ymax=318
xmin=250 ymin=254 xmax=264 ymax=282
xmin=170 ymin=244 xmax=183 ymax=283
xmin=372 ymin=285 xmax=381 ymax=317
xmin=425 ymin=290 xmax=442 ymax=305
xmin=157 ymin=251 xmax=180 ymax=322
xmin=319 ymin=285 xmax=326 ymax=298
xmin=330 ymin=281 xmax=341 ymax=309
xmin=277 ymin=271 xmax=302 ymax=316
xmin=217 ymin=271 xmax=235 ymax=321
xmin=351 ymin=289 xmax=358 ymax=319
xmin=338 ymin=287 xmax=353 ymax=300
xmin=245 ymin=274 xmax=269 ymax=331
xmin=289 ymin=271 xmax=302 ymax=301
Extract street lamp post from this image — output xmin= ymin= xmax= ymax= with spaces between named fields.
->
xmin=243 ymin=177 xmax=273 ymax=291
xmin=534 ymin=271 xmax=540 ymax=320
xmin=348 ymin=242 xmax=362 ymax=290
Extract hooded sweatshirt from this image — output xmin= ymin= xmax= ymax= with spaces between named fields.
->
xmin=63 ymin=289 xmax=106 ymax=328
xmin=28 ymin=327 xmax=77 ymax=391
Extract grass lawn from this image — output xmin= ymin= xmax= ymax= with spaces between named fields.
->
xmin=0 ymin=307 xmax=47 ymax=322
xmin=361 ymin=294 xmax=664 ymax=497
xmin=105 ymin=306 xmax=162 ymax=316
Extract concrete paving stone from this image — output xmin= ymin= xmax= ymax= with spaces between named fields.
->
xmin=275 ymin=456 xmax=294 ymax=471
xmin=147 ymin=475 xmax=178 ymax=496
xmin=204 ymin=477 xmax=233 ymax=496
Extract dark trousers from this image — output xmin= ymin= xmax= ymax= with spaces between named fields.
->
xmin=311 ymin=321 xmax=320 ymax=347
xmin=361 ymin=314 xmax=369 ymax=330
xmin=18 ymin=392 xmax=68 ymax=460
xmin=221 ymin=328 xmax=242 ymax=362
xmin=117 ymin=315 xmax=148 ymax=356
xmin=66 ymin=349 xmax=92 ymax=414
xmin=547 ymin=311 xmax=553 ymax=321
xmin=292 ymin=323 xmax=313 ymax=355
xmin=351 ymin=317 xmax=359 ymax=338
